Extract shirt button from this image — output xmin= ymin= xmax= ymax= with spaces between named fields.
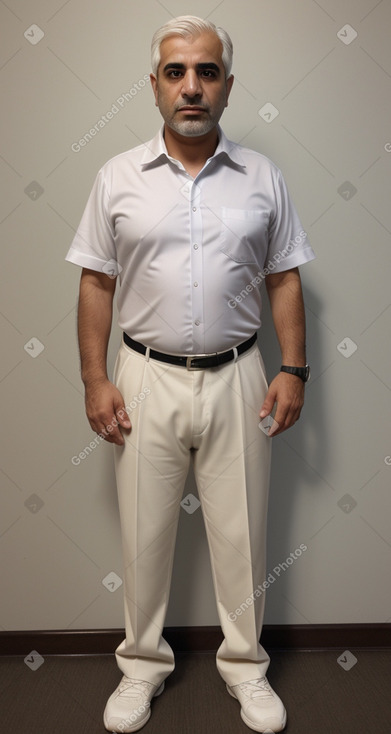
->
xmin=194 ymin=282 xmax=198 ymax=287
xmin=192 ymin=207 xmax=197 ymax=212
xmin=193 ymin=244 xmax=198 ymax=250
xmin=194 ymin=320 xmax=200 ymax=326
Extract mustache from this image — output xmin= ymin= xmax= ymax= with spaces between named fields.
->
xmin=177 ymin=104 xmax=209 ymax=111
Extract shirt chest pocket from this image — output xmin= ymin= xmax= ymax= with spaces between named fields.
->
xmin=219 ymin=207 xmax=269 ymax=265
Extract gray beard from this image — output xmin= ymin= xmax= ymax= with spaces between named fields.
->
xmin=167 ymin=117 xmax=217 ymax=138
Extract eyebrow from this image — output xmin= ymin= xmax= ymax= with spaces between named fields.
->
xmin=163 ymin=62 xmax=221 ymax=73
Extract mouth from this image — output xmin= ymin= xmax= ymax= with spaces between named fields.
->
xmin=178 ymin=106 xmax=207 ymax=113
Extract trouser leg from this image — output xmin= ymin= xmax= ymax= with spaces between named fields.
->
xmin=113 ymin=344 xmax=192 ymax=685
xmin=192 ymin=344 xmax=272 ymax=685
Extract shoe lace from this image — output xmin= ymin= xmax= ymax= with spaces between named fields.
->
xmin=238 ymin=677 xmax=273 ymax=700
xmin=117 ymin=678 xmax=151 ymax=700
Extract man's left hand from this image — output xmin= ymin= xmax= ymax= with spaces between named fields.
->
xmin=259 ymin=372 xmax=305 ymax=437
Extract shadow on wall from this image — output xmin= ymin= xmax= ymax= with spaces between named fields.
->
xmin=263 ymin=281 xmax=328 ymax=624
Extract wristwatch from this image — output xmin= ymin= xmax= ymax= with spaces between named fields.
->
xmin=280 ymin=364 xmax=311 ymax=382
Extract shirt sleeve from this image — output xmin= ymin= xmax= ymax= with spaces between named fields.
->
xmin=65 ymin=168 xmax=116 ymax=272
xmin=265 ymin=167 xmax=315 ymax=272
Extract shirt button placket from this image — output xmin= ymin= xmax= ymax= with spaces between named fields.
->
xmin=189 ymin=182 xmax=203 ymax=347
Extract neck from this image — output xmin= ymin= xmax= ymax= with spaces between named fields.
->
xmin=163 ymin=125 xmax=219 ymax=170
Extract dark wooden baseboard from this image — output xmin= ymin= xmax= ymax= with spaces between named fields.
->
xmin=1 ymin=624 xmax=390 ymax=656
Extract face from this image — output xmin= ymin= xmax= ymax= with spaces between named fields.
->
xmin=150 ymin=31 xmax=234 ymax=138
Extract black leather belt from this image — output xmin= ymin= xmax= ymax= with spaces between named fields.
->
xmin=123 ymin=332 xmax=257 ymax=370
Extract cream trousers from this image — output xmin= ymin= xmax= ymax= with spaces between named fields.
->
xmin=113 ymin=339 xmax=272 ymax=687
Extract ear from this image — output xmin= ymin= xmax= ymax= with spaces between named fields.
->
xmin=225 ymin=75 xmax=234 ymax=107
xmin=150 ymin=73 xmax=159 ymax=107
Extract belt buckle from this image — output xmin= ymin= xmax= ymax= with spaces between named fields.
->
xmin=186 ymin=352 xmax=216 ymax=371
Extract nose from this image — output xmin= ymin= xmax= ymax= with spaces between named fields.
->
xmin=181 ymin=69 xmax=202 ymax=99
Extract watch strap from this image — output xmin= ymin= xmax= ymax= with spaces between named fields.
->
xmin=280 ymin=364 xmax=310 ymax=382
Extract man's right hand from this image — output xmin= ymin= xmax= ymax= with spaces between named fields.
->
xmin=84 ymin=379 xmax=131 ymax=446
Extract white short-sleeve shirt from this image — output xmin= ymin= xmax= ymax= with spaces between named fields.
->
xmin=66 ymin=125 xmax=315 ymax=354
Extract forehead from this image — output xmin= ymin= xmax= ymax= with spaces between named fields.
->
xmin=159 ymin=31 xmax=224 ymax=69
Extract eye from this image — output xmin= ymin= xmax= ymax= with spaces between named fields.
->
xmin=167 ymin=69 xmax=183 ymax=78
xmin=200 ymin=69 xmax=217 ymax=79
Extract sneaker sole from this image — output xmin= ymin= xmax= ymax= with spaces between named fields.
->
xmin=226 ymin=683 xmax=287 ymax=733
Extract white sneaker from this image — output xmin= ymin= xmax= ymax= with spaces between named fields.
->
xmin=227 ymin=676 xmax=287 ymax=732
xmin=103 ymin=676 xmax=165 ymax=732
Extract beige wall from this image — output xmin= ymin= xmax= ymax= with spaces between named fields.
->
xmin=1 ymin=0 xmax=391 ymax=632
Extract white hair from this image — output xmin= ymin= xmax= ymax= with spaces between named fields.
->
xmin=151 ymin=15 xmax=233 ymax=78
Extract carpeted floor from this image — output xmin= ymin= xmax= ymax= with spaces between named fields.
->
xmin=0 ymin=649 xmax=390 ymax=733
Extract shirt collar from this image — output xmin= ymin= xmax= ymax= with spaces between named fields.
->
xmin=140 ymin=125 xmax=246 ymax=170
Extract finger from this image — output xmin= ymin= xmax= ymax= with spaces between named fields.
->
xmin=98 ymin=425 xmax=125 ymax=446
xmin=271 ymin=404 xmax=300 ymax=436
xmin=96 ymin=413 xmax=126 ymax=445
xmin=109 ymin=426 xmax=125 ymax=445
xmin=259 ymin=389 xmax=276 ymax=420
xmin=273 ymin=407 xmax=288 ymax=433
xmin=270 ymin=399 xmax=294 ymax=434
xmin=115 ymin=405 xmax=132 ymax=430
xmin=268 ymin=416 xmax=282 ymax=436
xmin=259 ymin=414 xmax=280 ymax=437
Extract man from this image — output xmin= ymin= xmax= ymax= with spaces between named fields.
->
xmin=66 ymin=15 xmax=315 ymax=733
